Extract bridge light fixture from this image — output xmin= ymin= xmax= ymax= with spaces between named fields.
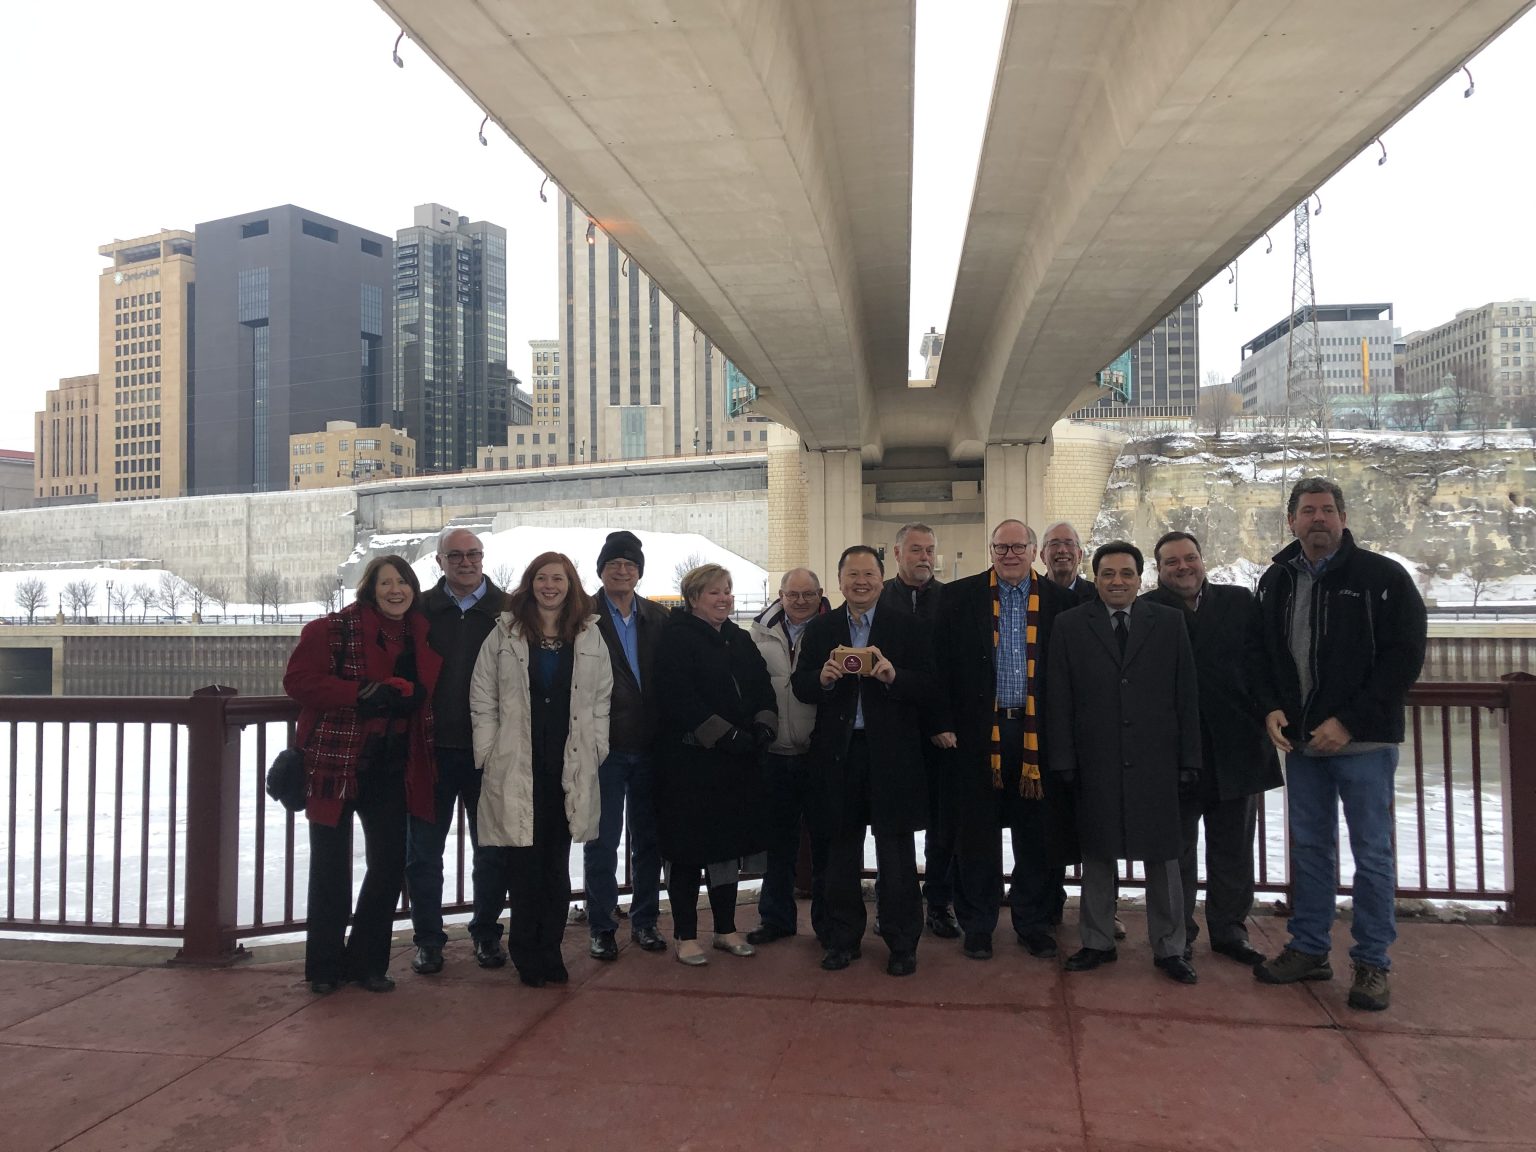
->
xmin=585 ymin=218 xmax=596 ymax=245
xmin=1375 ymin=137 xmax=1387 ymax=166
xmin=392 ymin=30 xmax=405 ymax=68
xmin=539 ymin=175 xmax=549 ymax=203
xmin=478 ymin=115 xmax=489 ymax=147
xmin=1462 ymin=64 xmax=1475 ymax=98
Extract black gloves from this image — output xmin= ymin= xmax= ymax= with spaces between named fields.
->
xmin=749 ymin=721 xmax=776 ymax=749
xmin=1178 ymin=768 xmax=1200 ymax=799
xmin=718 ymin=727 xmax=759 ymax=757
xmin=356 ymin=679 xmax=424 ymax=718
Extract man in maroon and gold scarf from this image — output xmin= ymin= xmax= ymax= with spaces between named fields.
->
xmin=932 ymin=520 xmax=1073 ymax=962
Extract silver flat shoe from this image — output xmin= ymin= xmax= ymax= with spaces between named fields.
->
xmin=712 ymin=934 xmax=756 ymax=957
xmin=675 ymin=943 xmax=709 ymax=966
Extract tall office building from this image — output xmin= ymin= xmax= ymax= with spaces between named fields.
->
xmin=557 ymin=193 xmax=769 ymax=463
xmin=99 ymin=230 xmax=196 ymax=501
xmin=1236 ymin=303 xmax=1394 ymax=413
xmin=33 ymin=374 xmax=102 ymax=505
xmin=393 ymin=204 xmax=509 ymax=474
xmin=1081 ymin=294 xmax=1200 ymax=419
xmin=190 ymin=206 xmax=393 ymax=495
xmin=1402 ymin=299 xmax=1535 ymax=399
xmin=530 ymin=338 xmax=561 ymax=440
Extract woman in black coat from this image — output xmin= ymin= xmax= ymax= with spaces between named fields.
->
xmin=653 ymin=563 xmax=777 ymax=966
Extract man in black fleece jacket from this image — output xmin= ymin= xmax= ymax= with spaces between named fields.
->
xmin=1248 ymin=478 xmax=1426 ymax=1012
xmin=408 ymin=529 xmax=508 ymax=974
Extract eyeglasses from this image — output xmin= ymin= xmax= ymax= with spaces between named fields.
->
xmin=991 ymin=542 xmax=1034 ymax=556
xmin=442 ymin=550 xmax=483 ymax=564
xmin=782 ymin=591 xmax=821 ymax=601
xmin=1042 ymin=540 xmax=1079 ymax=551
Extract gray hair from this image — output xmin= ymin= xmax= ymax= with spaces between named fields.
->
xmin=989 ymin=519 xmax=1038 ymax=548
xmin=1041 ymin=520 xmax=1081 ymax=547
xmin=437 ymin=526 xmax=482 ymax=553
xmin=779 ymin=566 xmax=821 ymax=591
xmin=894 ymin=522 xmax=936 ymax=549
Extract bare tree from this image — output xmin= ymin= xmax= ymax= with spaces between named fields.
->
xmin=13 ymin=576 xmax=47 ymax=623
xmin=63 ymin=579 xmax=96 ymax=620
xmin=310 ymin=574 xmax=342 ymax=614
xmin=157 ymin=571 xmax=187 ymax=620
xmin=1444 ymin=366 xmax=1493 ymax=435
xmin=130 ymin=582 xmax=158 ymax=622
xmin=187 ymin=580 xmax=207 ymax=618
xmin=1466 ymin=548 xmax=1502 ymax=608
xmin=1198 ymin=371 xmax=1238 ymax=437
xmin=672 ymin=552 xmax=708 ymax=591
xmin=249 ymin=570 xmax=288 ymax=621
xmin=204 ymin=580 xmax=229 ymax=617
xmin=107 ymin=581 xmax=131 ymax=623
xmin=490 ymin=563 xmax=518 ymax=591
xmin=1416 ymin=546 xmax=1450 ymax=600
xmin=1397 ymin=389 xmax=1439 ymax=433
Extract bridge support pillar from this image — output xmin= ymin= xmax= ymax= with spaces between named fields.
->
xmin=983 ymin=440 xmax=1050 ymax=537
xmin=804 ymin=448 xmax=865 ymax=590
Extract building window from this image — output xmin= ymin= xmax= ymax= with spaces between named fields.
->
xmin=241 ymin=219 xmax=269 ymax=239
xmin=302 ymin=219 xmax=339 ymax=243
xmin=361 ymin=238 xmax=383 ymax=257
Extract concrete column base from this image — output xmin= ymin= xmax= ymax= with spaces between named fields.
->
xmin=803 ymin=448 xmax=865 ymax=589
xmin=983 ymin=439 xmax=1050 ymax=537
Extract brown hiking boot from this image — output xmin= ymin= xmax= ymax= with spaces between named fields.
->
xmin=1348 ymin=962 xmax=1391 ymax=1011
xmin=1254 ymin=946 xmax=1333 ymax=984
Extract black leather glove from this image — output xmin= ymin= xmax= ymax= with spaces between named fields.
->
xmin=718 ymin=727 xmax=758 ymax=757
xmin=1178 ymin=768 xmax=1200 ymax=800
xmin=355 ymin=680 xmax=405 ymax=718
xmin=749 ymin=721 xmax=776 ymax=749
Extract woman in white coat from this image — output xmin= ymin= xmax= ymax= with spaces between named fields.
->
xmin=471 ymin=551 xmax=612 ymax=987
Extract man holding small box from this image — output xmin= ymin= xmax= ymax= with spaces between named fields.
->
xmin=792 ymin=546 xmax=937 ymax=976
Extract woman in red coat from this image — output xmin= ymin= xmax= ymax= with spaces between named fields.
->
xmin=284 ymin=555 xmax=442 ymax=994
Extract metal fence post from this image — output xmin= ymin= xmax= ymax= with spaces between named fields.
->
xmin=1501 ymin=674 xmax=1536 ymax=926
xmin=174 ymin=685 xmax=246 ymax=964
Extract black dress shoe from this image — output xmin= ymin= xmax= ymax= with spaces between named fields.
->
xmin=962 ymin=932 xmax=993 ymax=960
xmin=544 ymin=960 xmax=570 ymax=984
xmin=1182 ymin=944 xmax=1193 ymax=962
xmin=631 ymin=924 xmax=668 ymax=952
xmin=1155 ymin=955 xmax=1199 ymax=984
xmin=518 ymin=968 xmax=546 ymax=988
xmin=821 ymin=947 xmax=860 ymax=971
xmin=355 ymin=974 xmax=396 ymax=993
xmin=925 ymin=905 xmax=961 ymax=939
xmin=474 ymin=939 xmax=507 ymax=969
xmin=746 ymin=923 xmax=795 ymax=946
xmin=411 ymin=945 xmax=444 ymax=975
xmin=1211 ymin=940 xmax=1266 ymax=967
xmin=589 ymin=930 xmax=619 ymax=961
xmin=1019 ymin=930 xmax=1059 ymax=959
xmin=887 ymin=951 xmax=918 ymax=977
xmin=1063 ymin=947 xmax=1117 ymax=972
xmin=310 ymin=980 xmax=339 ymax=995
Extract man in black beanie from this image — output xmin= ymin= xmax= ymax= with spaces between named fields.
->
xmin=586 ymin=530 xmax=670 ymax=959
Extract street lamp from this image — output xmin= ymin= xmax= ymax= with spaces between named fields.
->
xmin=105 ymin=579 xmax=113 ymax=624
xmin=692 ymin=426 xmax=700 ymax=454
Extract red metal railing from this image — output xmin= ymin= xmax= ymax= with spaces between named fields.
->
xmin=2 ymin=678 xmax=1534 ymax=962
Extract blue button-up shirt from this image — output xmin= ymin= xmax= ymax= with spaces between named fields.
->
xmin=848 ymin=602 xmax=875 ymax=730
xmin=996 ymin=575 xmax=1030 ymax=708
xmin=451 ymin=579 xmax=489 ymax=614
xmin=603 ymin=593 xmax=642 ymax=687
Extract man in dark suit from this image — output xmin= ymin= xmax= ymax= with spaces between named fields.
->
xmin=792 ymin=545 xmax=936 ymax=976
xmin=1144 ymin=531 xmax=1281 ymax=967
xmin=586 ymin=530 xmax=671 ymax=960
xmin=1048 ymin=541 xmax=1202 ymax=985
xmin=932 ymin=520 xmax=1072 ymax=962
xmin=877 ymin=521 xmax=958 ymax=938
xmin=1041 ymin=521 xmax=1098 ymax=604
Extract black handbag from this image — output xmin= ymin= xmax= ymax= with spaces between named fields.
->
xmin=265 ymin=747 xmax=308 ymax=812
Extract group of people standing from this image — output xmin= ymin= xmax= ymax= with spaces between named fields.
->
xmin=283 ymin=474 xmax=1426 ymax=1013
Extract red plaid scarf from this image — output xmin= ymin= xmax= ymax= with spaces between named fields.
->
xmin=991 ymin=569 xmax=1042 ymax=799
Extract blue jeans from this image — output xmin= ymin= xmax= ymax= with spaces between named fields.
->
xmin=1285 ymin=747 xmax=1399 ymax=969
xmin=757 ymin=751 xmax=827 ymax=937
xmin=582 ymin=749 xmax=661 ymax=934
xmin=405 ymin=747 xmax=504 ymax=946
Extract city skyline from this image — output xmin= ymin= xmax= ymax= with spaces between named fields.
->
xmin=2 ymin=1 xmax=1533 ymax=453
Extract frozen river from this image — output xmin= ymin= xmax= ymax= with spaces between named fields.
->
xmin=0 ymin=707 xmax=1511 ymax=938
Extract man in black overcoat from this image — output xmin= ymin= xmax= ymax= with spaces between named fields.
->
xmin=1048 ymin=541 xmax=1203 ymax=985
xmin=792 ymin=545 xmax=937 ymax=976
xmin=931 ymin=520 xmax=1072 ymax=962
xmin=1144 ymin=531 xmax=1282 ymax=967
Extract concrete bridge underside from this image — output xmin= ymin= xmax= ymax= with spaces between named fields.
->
xmin=375 ymin=0 xmax=1530 ymax=576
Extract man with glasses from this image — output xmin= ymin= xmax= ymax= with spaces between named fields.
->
xmin=586 ymin=530 xmax=670 ymax=961
xmin=1041 ymin=521 xmax=1096 ymax=604
xmin=878 ymin=522 xmax=958 ymax=939
xmin=932 ymin=521 xmax=1072 ymax=962
xmin=748 ymin=568 xmax=828 ymax=946
xmin=411 ymin=528 xmax=508 ymax=973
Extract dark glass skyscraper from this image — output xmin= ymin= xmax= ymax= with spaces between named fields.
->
xmin=393 ymin=203 xmax=509 ymax=474
xmin=189 ymin=206 xmax=393 ymax=494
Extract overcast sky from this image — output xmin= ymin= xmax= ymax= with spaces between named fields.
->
xmin=1 ymin=1 xmax=1531 ymax=454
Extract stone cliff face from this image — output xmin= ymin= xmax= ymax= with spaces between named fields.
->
xmin=1091 ymin=429 xmax=1536 ymax=581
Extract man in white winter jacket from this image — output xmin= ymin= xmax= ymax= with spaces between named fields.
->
xmin=747 ymin=568 xmax=829 ymax=945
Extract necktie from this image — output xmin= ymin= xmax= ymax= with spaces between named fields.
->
xmin=1113 ymin=610 xmax=1128 ymax=656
